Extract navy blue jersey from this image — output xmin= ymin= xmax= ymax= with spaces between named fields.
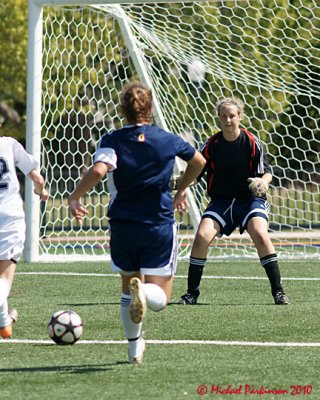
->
xmin=201 ymin=129 xmax=271 ymax=200
xmin=94 ymin=124 xmax=195 ymax=224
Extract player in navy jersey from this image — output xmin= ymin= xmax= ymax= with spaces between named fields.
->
xmin=177 ymin=97 xmax=289 ymax=306
xmin=0 ymin=136 xmax=48 ymax=339
xmin=69 ymin=82 xmax=206 ymax=364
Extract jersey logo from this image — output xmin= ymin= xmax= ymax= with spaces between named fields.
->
xmin=138 ymin=133 xmax=145 ymax=142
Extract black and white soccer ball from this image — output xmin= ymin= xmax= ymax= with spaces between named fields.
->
xmin=48 ymin=310 xmax=83 ymax=345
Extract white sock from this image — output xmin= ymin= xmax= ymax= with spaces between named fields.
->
xmin=144 ymin=283 xmax=167 ymax=312
xmin=0 ymin=278 xmax=10 ymax=327
xmin=120 ymin=293 xmax=142 ymax=357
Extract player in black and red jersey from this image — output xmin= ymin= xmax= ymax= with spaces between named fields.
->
xmin=177 ymin=97 xmax=289 ymax=306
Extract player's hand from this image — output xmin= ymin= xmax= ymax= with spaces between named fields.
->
xmin=68 ymin=198 xmax=89 ymax=223
xmin=247 ymin=177 xmax=269 ymax=197
xmin=34 ymin=188 xmax=49 ymax=201
xmin=173 ymin=190 xmax=189 ymax=213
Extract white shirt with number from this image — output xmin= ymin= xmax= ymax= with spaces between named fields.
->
xmin=0 ymin=136 xmax=38 ymax=217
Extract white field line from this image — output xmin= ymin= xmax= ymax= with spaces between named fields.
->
xmin=15 ymin=272 xmax=320 ymax=281
xmin=1 ymin=339 xmax=320 ymax=347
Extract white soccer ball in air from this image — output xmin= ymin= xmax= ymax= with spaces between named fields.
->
xmin=188 ymin=58 xmax=206 ymax=83
xmin=48 ymin=310 xmax=83 ymax=345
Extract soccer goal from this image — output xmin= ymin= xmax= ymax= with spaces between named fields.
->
xmin=25 ymin=0 xmax=320 ymax=262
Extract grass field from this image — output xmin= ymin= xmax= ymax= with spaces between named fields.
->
xmin=2 ymin=259 xmax=320 ymax=400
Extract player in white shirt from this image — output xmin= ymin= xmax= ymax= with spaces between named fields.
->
xmin=0 ymin=136 xmax=48 ymax=338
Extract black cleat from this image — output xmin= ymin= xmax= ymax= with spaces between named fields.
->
xmin=178 ymin=292 xmax=199 ymax=305
xmin=274 ymin=292 xmax=289 ymax=305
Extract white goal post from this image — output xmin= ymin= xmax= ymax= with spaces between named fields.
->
xmin=25 ymin=0 xmax=320 ymax=262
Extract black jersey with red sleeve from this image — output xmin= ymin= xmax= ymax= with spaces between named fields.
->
xmin=200 ymin=129 xmax=271 ymax=200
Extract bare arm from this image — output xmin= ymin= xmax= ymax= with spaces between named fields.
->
xmin=27 ymin=169 xmax=48 ymax=201
xmin=69 ymin=162 xmax=110 ymax=223
xmin=173 ymin=150 xmax=206 ymax=213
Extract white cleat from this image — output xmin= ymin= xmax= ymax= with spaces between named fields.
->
xmin=129 ymin=277 xmax=147 ymax=324
xmin=128 ymin=336 xmax=145 ymax=365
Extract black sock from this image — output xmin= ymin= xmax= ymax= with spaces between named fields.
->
xmin=260 ymin=253 xmax=283 ymax=296
xmin=187 ymin=257 xmax=207 ymax=295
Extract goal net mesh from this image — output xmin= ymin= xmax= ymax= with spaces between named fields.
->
xmin=38 ymin=1 xmax=320 ymax=261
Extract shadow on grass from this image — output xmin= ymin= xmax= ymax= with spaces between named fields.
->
xmin=0 ymin=361 xmax=129 ymax=374
xmin=57 ymin=302 xmax=120 ymax=307
xmin=60 ymin=301 xmax=276 ymax=307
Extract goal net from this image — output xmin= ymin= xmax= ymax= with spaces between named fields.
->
xmin=25 ymin=0 xmax=320 ymax=262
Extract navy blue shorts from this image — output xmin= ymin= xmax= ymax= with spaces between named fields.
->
xmin=109 ymin=220 xmax=178 ymax=276
xmin=202 ymin=197 xmax=270 ymax=236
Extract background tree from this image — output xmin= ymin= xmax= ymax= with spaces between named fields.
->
xmin=0 ymin=0 xmax=28 ymax=140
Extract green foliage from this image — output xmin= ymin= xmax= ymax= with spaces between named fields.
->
xmin=0 ymin=0 xmax=28 ymax=102
xmin=0 ymin=0 xmax=319 ymax=164
xmin=0 ymin=0 xmax=28 ymax=140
